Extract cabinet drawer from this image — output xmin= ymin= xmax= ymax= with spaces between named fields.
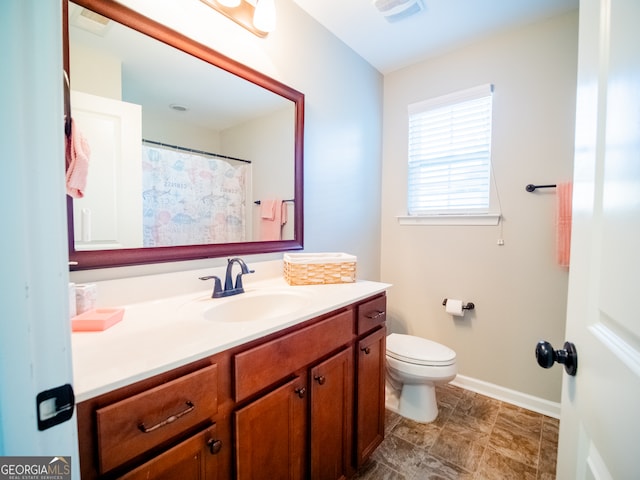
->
xmin=96 ymin=364 xmax=218 ymax=474
xmin=235 ymin=310 xmax=354 ymax=402
xmin=357 ymin=295 xmax=386 ymax=334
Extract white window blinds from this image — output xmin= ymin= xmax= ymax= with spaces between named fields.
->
xmin=408 ymin=84 xmax=493 ymax=215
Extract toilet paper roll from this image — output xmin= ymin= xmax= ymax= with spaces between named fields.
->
xmin=445 ymin=299 xmax=464 ymax=317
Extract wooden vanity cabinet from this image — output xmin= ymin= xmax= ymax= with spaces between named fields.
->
xmin=118 ymin=424 xmax=219 ymax=480
xmin=77 ymin=293 xmax=387 ymax=480
xmin=234 ymin=374 xmax=308 ymax=480
xmin=355 ymin=295 xmax=387 ymax=467
xmin=310 ymin=347 xmax=354 ymax=480
xmin=234 ymin=309 xmax=355 ymax=480
xmin=233 ymin=294 xmax=387 ymax=480
xmin=76 ymin=359 xmax=229 ymax=479
xmin=234 ymin=347 xmax=354 ymax=480
xmin=355 ymin=327 xmax=386 ymax=466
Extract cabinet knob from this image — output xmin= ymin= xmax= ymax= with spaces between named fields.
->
xmin=361 ymin=346 xmax=371 ymax=355
xmin=314 ymin=375 xmax=326 ymax=385
xmin=207 ymin=438 xmax=222 ymax=455
xmin=294 ymin=387 xmax=306 ymax=398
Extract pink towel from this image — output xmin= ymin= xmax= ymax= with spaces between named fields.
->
xmin=260 ymin=199 xmax=276 ymax=220
xmin=556 ymin=182 xmax=573 ymax=268
xmin=260 ymin=198 xmax=283 ymax=241
xmin=65 ymin=118 xmax=91 ymax=198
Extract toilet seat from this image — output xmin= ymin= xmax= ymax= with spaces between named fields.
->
xmin=386 ymin=333 xmax=456 ymax=366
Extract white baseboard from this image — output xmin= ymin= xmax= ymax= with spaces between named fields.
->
xmin=451 ymin=375 xmax=561 ymax=419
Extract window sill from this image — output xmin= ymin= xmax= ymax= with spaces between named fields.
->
xmin=397 ymin=213 xmax=501 ymax=226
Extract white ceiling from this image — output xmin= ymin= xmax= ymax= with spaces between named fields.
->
xmin=293 ymin=0 xmax=579 ymax=74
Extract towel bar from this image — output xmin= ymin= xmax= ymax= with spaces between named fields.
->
xmin=526 ymin=183 xmax=556 ymax=192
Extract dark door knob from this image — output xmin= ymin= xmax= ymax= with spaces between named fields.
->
xmin=535 ymin=340 xmax=578 ymax=376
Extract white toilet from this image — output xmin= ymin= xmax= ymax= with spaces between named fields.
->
xmin=385 ymin=333 xmax=457 ymax=423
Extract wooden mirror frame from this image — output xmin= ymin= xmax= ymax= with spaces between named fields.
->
xmin=64 ymin=0 xmax=304 ymax=271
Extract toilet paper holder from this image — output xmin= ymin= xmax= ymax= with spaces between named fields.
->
xmin=442 ymin=299 xmax=475 ymax=310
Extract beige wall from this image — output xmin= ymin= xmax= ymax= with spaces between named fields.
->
xmin=69 ymin=43 xmax=122 ymax=100
xmin=380 ymin=11 xmax=579 ymax=403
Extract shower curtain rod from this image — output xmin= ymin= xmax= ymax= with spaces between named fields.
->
xmin=142 ymin=138 xmax=251 ymax=164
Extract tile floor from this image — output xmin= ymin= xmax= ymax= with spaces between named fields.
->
xmin=354 ymin=383 xmax=559 ymax=480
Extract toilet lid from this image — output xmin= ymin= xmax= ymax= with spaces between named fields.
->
xmin=386 ymin=333 xmax=456 ymax=366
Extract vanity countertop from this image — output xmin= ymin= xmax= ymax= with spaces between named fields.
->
xmin=72 ymin=276 xmax=390 ymax=402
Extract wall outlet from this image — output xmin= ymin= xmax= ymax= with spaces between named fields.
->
xmin=497 ymin=239 xmax=505 ymax=246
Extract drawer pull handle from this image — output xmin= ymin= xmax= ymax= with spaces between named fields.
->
xmin=361 ymin=346 xmax=371 ymax=355
xmin=294 ymin=387 xmax=306 ymax=398
xmin=138 ymin=401 xmax=195 ymax=433
xmin=314 ymin=375 xmax=326 ymax=385
xmin=365 ymin=310 xmax=385 ymax=320
xmin=207 ymin=438 xmax=223 ymax=455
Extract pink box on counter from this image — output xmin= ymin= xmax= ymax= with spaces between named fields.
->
xmin=72 ymin=308 xmax=125 ymax=332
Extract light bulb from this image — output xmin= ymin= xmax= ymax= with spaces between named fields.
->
xmin=217 ymin=0 xmax=241 ymax=7
xmin=253 ymin=0 xmax=276 ymax=33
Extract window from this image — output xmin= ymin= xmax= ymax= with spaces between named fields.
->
xmin=407 ymin=84 xmax=494 ymax=216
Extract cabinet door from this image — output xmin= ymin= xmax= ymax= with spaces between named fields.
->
xmin=235 ymin=375 xmax=307 ymax=480
xmin=310 ymin=348 xmax=354 ymax=480
xmin=356 ymin=327 xmax=386 ymax=466
xmin=118 ymin=425 xmax=219 ymax=480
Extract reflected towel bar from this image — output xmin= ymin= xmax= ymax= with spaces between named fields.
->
xmin=526 ymin=183 xmax=556 ymax=192
xmin=254 ymin=199 xmax=295 ymax=205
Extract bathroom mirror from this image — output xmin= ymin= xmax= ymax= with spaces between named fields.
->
xmin=65 ymin=0 xmax=304 ymax=270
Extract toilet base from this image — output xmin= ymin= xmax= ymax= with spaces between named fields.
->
xmin=385 ymin=382 xmax=438 ymax=423
xmin=385 ymin=383 xmax=400 ymax=413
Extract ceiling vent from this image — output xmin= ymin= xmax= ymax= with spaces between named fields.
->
xmin=372 ymin=0 xmax=425 ymax=23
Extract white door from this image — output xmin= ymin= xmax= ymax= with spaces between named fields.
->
xmin=0 ymin=0 xmax=79 ymax=476
xmin=71 ymin=91 xmax=143 ymax=250
xmin=555 ymin=0 xmax=640 ymax=478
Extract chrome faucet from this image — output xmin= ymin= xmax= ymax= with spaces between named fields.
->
xmin=199 ymin=257 xmax=254 ymax=298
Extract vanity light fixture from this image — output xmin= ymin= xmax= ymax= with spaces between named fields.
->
xmin=252 ymin=0 xmax=276 ymax=33
xmin=217 ymin=0 xmax=241 ymax=6
xmin=200 ymin=0 xmax=276 ymax=38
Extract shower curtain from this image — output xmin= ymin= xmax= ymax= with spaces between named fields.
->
xmin=141 ymin=144 xmax=249 ymax=246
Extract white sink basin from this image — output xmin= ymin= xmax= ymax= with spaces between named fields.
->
xmin=199 ymin=289 xmax=312 ymax=323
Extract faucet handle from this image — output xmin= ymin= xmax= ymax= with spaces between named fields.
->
xmin=234 ymin=268 xmax=255 ymax=291
xmin=199 ymin=275 xmax=223 ymax=298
